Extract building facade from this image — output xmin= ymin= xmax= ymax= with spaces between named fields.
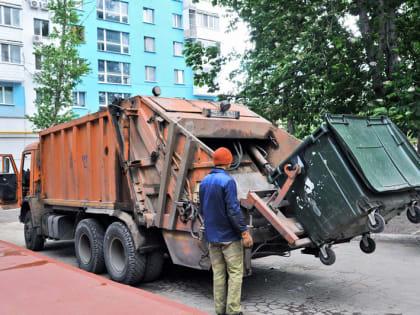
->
xmin=0 ymin=0 xmax=221 ymax=163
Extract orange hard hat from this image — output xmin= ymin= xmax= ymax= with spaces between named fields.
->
xmin=213 ymin=147 xmax=233 ymax=166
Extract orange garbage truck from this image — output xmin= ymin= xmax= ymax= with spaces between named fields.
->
xmin=1 ymin=95 xmax=419 ymax=285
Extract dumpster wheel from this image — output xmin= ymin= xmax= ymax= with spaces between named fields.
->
xmin=407 ymin=203 xmax=420 ymax=224
xmin=319 ymin=246 xmax=336 ymax=266
xmin=359 ymin=235 xmax=376 ymax=254
xmin=367 ymin=212 xmax=385 ymax=233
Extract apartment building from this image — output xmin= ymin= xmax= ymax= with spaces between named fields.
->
xmin=1 ymin=0 xmax=221 ymax=163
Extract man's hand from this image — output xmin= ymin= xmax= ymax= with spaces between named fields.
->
xmin=242 ymin=231 xmax=253 ymax=248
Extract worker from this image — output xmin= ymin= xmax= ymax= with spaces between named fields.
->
xmin=199 ymin=147 xmax=253 ymax=315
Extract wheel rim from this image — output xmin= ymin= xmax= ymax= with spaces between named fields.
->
xmin=78 ymin=233 xmax=92 ymax=265
xmin=109 ymin=237 xmax=125 ymax=273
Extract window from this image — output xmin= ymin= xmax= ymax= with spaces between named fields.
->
xmin=144 ymin=37 xmax=155 ymax=52
xmin=197 ymin=12 xmax=219 ymax=31
xmin=0 ymin=86 xmax=13 ymax=105
xmin=73 ymin=25 xmax=85 ymax=41
xmin=172 ymin=14 xmax=182 ymax=28
xmin=143 ymin=8 xmax=154 ymax=24
xmin=73 ymin=91 xmax=86 ymax=107
xmin=97 ymin=28 xmax=129 ymax=54
xmin=34 ymin=19 xmax=49 ymax=36
xmin=98 ymin=60 xmax=130 ymax=85
xmin=0 ymin=6 xmax=20 ymax=27
xmin=174 ymin=69 xmax=184 ymax=84
xmin=35 ymin=54 xmax=41 ymax=70
xmin=99 ymin=91 xmax=130 ymax=106
xmin=97 ymin=0 xmax=128 ymax=24
xmin=173 ymin=41 xmax=183 ymax=56
xmin=145 ymin=66 xmax=156 ymax=82
xmin=1 ymin=44 xmax=21 ymax=64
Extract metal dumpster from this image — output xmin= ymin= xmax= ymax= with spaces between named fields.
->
xmin=269 ymin=114 xmax=420 ymax=263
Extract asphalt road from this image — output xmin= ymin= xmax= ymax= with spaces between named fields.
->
xmin=1 ymin=209 xmax=420 ymax=315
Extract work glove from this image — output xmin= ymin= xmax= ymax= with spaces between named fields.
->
xmin=241 ymin=230 xmax=253 ymax=248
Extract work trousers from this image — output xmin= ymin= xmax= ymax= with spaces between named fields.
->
xmin=209 ymin=240 xmax=243 ymax=315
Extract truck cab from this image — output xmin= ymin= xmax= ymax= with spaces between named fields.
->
xmin=0 ymin=142 xmax=39 ymax=211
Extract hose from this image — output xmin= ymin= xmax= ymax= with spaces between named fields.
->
xmin=228 ymin=141 xmax=243 ymax=171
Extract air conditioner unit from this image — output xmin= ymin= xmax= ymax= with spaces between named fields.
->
xmin=40 ymin=1 xmax=48 ymax=10
xmin=33 ymin=35 xmax=42 ymax=43
xmin=30 ymin=0 xmax=39 ymax=8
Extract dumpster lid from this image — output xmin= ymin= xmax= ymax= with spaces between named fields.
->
xmin=325 ymin=114 xmax=420 ymax=193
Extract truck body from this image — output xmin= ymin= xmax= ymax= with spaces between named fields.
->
xmin=2 ymin=95 xmax=419 ymax=284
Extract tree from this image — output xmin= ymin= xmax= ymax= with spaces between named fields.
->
xmin=189 ymin=0 xmax=419 ymax=150
xmin=27 ymin=0 xmax=90 ymax=130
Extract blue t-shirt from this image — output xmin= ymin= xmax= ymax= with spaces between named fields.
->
xmin=199 ymin=168 xmax=247 ymax=242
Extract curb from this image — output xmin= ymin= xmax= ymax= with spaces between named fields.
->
xmin=354 ymin=233 xmax=420 ymax=244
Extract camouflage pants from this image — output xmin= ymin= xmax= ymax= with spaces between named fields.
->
xmin=209 ymin=240 xmax=243 ymax=315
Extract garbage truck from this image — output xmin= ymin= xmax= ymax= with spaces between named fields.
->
xmin=1 ymin=94 xmax=419 ymax=285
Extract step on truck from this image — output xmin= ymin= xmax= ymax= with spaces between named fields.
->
xmin=1 ymin=94 xmax=419 ymax=284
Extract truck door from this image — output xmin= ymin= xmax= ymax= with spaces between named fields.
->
xmin=0 ymin=154 xmax=18 ymax=207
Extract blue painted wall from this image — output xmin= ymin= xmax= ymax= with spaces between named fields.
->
xmin=73 ymin=0 xmax=208 ymax=116
xmin=0 ymin=83 xmax=25 ymax=117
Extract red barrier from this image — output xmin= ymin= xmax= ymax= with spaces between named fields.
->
xmin=0 ymin=241 xmax=209 ymax=315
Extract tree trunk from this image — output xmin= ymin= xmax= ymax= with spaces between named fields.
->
xmin=287 ymin=117 xmax=295 ymax=135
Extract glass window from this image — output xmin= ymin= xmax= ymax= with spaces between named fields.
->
xmin=143 ymin=8 xmax=154 ymax=24
xmin=35 ymin=54 xmax=41 ymax=70
xmin=145 ymin=66 xmax=156 ymax=82
xmin=144 ymin=37 xmax=155 ymax=52
xmin=1 ymin=44 xmax=21 ymax=64
xmin=34 ymin=19 xmax=49 ymax=36
xmin=97 ymin=28 xmax=129 ymax=54
xmin=3 ymin=7 xmax=11 ymax=25
xmin=10 ymin=45 xmax=20 ymax=63
xmin=99 ymin=91 xmax=130 ymax=105
xmin=98 ymin=60 xmax=130 ymax=85
xmin=173 ymin=42 xmax=183 ymax=56
xmin=172 ymin=14 xmax=182 ymax=29
xmin=97 ymin=0 xmax=128 ymax=24
xmin=73 ymin=91 xmax=86 ymax=107
xmin=174 ymin=69 xmax=184 ymax=84
xmin=197 ymin=12 xmax=219 ymax=31
xmin=0 ymin=86 xmax=14 ymax=104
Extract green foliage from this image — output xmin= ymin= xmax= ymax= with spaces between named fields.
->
xmin=187 ymin=0 xmax=419 ymax=147
xmin=27 ymin=0 xmax=90 ymax=131
xmin=184 ymin=41 xmax=224 ymax=93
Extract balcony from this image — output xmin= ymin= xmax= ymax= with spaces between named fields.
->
xmin=0 ymin=63 xmax=24 ymax=82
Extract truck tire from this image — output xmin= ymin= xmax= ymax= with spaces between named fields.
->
xmin=143 ymin=250 xmax=164 ymax=282
xmin=104 ymin=222 xmax=146 ymax=285
xmin=24 ymin=212 xmax=44 ymax=251
xmin=75 ymin=218 xmax=106 ymax=274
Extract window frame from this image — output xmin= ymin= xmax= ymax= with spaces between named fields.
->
xmin=73 ymin=91 xmax=86 ymax=108
xmin=0 ymin=86 xmax=14 ymax=105
xmin=99 ymin=91 xmax=131 ymax=106
xmin=34 ymin=18 xmax=49 ymax=37
xmin=174 ymin=69 xmax=184 ymax=84
xmin=197 ymin=12 xmax=220 ymax=31
xmin=1 ymin=43 xmax=21 ymax=64
xmin=173 ymin=41 xmax=183 ymax=57
xmin=98 ymin=60 xmax=130 ymax=85
xmin=172 ymin=14 xmax=182 ymax=29
xmin=143 ymin=8 xmax=154 ymax=24
xmin=145 ymin=66 xmax=156 ymax=82
xmin=96 ymin=0 xmax=128 ymax=24
xmin=144 ymin=36 xmax=155 ymax=53
xmin=97 ymin=28 xmax=129 ymax=54
xmin=0 ymin=5 xmax=21 ymax=28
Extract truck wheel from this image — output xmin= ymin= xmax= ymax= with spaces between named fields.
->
xmin=143 ymin=250 xmax=164 ymax=283
xmin=75 ymin=218 xmax=106 ymax=274
xmin=407 ymin=204 xmax=420 ymax=224
xmin=24 ymin=212 xmax=44 ymax=251
xmin=104 ymin=222 xmax=146 ymax=285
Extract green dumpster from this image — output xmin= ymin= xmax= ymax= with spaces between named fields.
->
xmin=269 ymin=115 xmax=420 ymax=258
